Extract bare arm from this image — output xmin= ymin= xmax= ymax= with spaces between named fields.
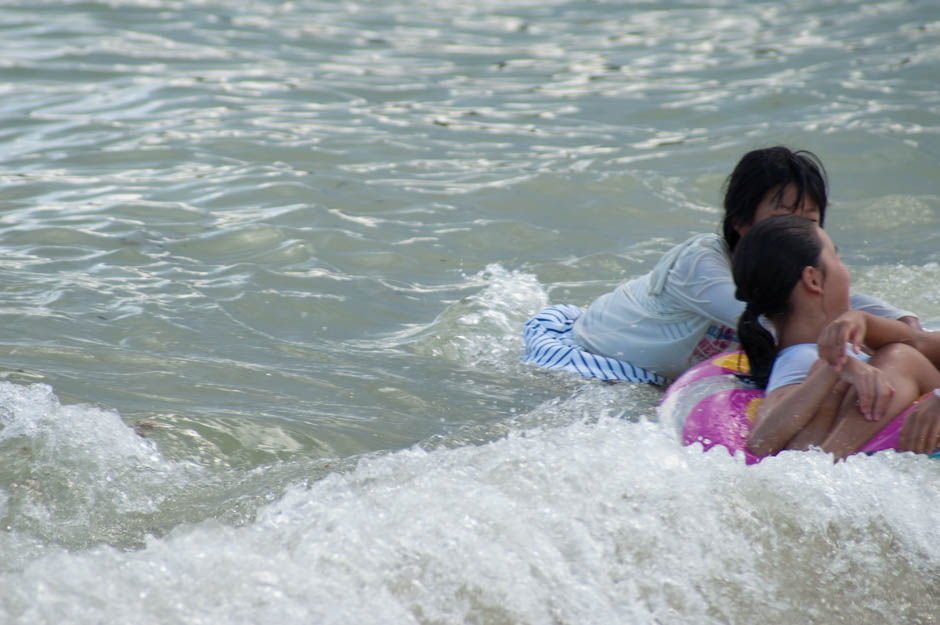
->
xmin=747 ymin=357 xmax=895 ymax=457
xmin=899 ymin=392 xmax=940 ymax=454
xmin=818 ymin=310 xmax=940 ymax=372
xmin=748 ymin=360 xmax=841 ymax=456
xmin=816 ymin=311 xmax=917 ymax=370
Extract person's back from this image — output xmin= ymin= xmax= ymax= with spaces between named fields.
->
xmin=572 ymin=233 xmax=739 ymax=380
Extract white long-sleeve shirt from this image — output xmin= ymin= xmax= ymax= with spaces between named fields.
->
xmin=572 ymin=233 xmax=915 ymax=380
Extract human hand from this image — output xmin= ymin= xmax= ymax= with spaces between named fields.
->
xmin=899 ymin=391 xmax=940 ymax=454
xmin=817 ymin=311 xmax=866 ymax=371
xmin=838 ymin=358 xmax=894 ymax=421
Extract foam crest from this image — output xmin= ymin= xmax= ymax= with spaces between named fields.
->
xmin=0 ymin=381 xmax=197 ymax=551
xmin=409 ymin=263 xmax=548 ymax=370
xmin=851 ymin=262 xmax=940 ymax=320
xmin=2 ymin=417 xmax=937 ymax=624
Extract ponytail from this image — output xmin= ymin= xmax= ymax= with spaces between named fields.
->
xmin=737 ymin=302 xmax=776 ymax=389
xmin=732 ymin=215 xmax=823 ymax=389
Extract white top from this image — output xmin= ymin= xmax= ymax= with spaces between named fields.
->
xmin=766 ymin=343 xmax=870 ymax=393
xmin=571 ymin=232 xmax=915 ymax=380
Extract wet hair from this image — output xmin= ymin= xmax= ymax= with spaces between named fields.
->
xmin=722 ymin=146 xmax=828 ymax=251
xmin=732 ymin=215 xmax=823 ymax=389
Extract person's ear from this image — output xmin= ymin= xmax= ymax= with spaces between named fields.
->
xmin=801 ymin=265 xmax=823 ymax=294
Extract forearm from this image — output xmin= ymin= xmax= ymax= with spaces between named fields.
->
xmin=785 ymin=379 xmax=846 ymax=451
xmin=747 ymin=360 xmax=841 ymax=456
xmin=819 ymin=311 xmax=921 ymax=371
xmin=861 ymin=312 xmax=917 ymax=349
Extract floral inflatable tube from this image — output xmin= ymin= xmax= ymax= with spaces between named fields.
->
xmin=658 ymin=352 xmax=926 ymax=464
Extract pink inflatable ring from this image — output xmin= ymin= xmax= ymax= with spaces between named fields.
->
xmin=658 ymin=351 xmax=930 ymax=464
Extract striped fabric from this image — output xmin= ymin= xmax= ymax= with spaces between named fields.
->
xmin=522 ymin=304 xmax=670 ymax=386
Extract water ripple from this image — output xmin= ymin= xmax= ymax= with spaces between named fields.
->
xmin=0 ymin=4 xmax=939 ymax=602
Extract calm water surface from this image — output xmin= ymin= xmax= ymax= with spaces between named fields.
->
xmin=0 ymin=0 xmax=938 ymax=623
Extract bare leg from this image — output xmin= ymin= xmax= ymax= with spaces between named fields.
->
xmin=821 ymin=343 xmax=940 ymax=459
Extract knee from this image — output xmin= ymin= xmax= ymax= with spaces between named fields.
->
xmin=872 ymin=342 xmax=921 ymax=362
xmin=870 ymin=342 xmax=938 ymax=381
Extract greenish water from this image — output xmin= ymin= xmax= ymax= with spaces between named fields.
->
xmin=0 ymin=1 xmax=938 ymax=623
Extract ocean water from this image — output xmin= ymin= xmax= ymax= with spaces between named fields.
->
xmin=0 ymin=0 xmax=939 ymax=623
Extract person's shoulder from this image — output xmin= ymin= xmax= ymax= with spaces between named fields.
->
xmin=688 ymin=232 xmax=728 ymax=253
xmin=775 ymin=343 xmax=819 ymax=367
xmin=649 ymin=232 xmax=729 ymax=294
xmin=766 ymin=343 xmax=819 ymax=393
xmin=777 ymin=343 xmax=817 ymax=356
xmin=672 ymin=232 xmax=730 ymax=268
xmin=669 ymin=232 xmax=727 ymax=257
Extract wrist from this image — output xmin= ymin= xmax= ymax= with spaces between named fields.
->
xmin=838 ymin=356 xmax=862 ymax=373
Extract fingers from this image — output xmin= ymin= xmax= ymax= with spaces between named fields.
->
xmin=818 ymin=313 xmax=867 ymax=371
xmin=852 ymin=370 xmax=893 ymax=421
xmin=870 ymin=381 xmax=893 ymax=422
xmin=925 ymin=413 xmax=940 ymax=455
xmin=819 ymin=326 xmax=848 ymax=370
xmin=855 ymin=378 xmax=875 ymax=420
xmin=899 ymin=399 xmax=940 ymax=454
xmin=899 ymin=410 xmax=923 ymax=453
xmin=847 ymin=325 xmax=863 ymax=356
xmin=910 ymin=409 xmax=940 ymax=454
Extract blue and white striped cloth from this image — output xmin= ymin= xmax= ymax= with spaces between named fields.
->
xmin=522 ymin=304 xmax=670 ymax=386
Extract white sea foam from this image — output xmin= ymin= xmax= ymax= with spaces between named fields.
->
xmin=0 ymin=382 xmax=202 ymax=555
xmin=3 ymin=0 xmax=940 ymax=621
xmin=402 ymin=263 xmax=548 ymax=370
xmin=1 ymin=408 xmax=937 ymax=624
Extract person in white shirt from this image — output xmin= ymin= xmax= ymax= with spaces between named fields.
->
xmin=523 ymin=146 xmax=918 ymax=384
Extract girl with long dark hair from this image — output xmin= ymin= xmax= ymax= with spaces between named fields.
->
xmin=733 ymin=215 xmax=940 ymax=458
